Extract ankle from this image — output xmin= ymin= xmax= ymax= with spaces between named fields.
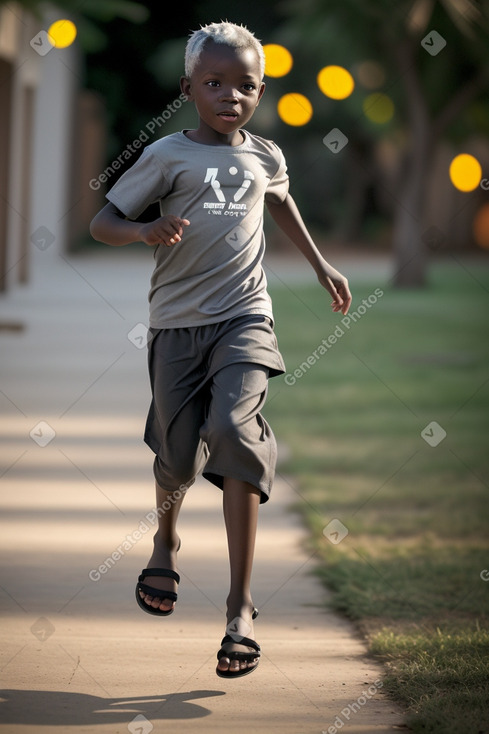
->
xmin=153 ymin=531 xmax=180 ymax=553
xmin=225 ymin=595 xmax=254 ymax=621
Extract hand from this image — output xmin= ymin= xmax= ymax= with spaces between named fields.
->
xmin=138 ymin=215 xmax=190 ymax=247
xmin=317 ymin=264 xmax=352 ymax=316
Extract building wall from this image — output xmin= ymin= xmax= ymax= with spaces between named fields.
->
xmin=0 ymin=3 xmax=79 ymax=292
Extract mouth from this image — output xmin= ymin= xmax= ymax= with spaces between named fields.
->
xmin=218 ymin=110 xmax=239 ymax=122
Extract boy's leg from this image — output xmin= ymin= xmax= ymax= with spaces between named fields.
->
xmin=218 ymin=477 xmax=261 ymax=674
xmin=141 ymin=327 xmax=209 ymax=613
xmin=200 ymin=363 xmax=273 ymax=673
xmin=140 ymin=395 xmax=207 ymax=613
xmin=137 ymin=482 xmax=186 ymax=613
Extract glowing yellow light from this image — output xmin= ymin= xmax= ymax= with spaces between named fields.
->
xmin=277 ymin=93 xmax=312 ymax=126
xmin=473 ymin=204 xmax=489 ymax=249
xmin=263 ymin=44 xmax=293 ymax=77
xmin=363 ymin=93 xmax=394 ymax=124
xmin=356 ymin=60 xmax=386 ymax=89
xmin=47 ymin=19 xmax=77 ymax=49
xmin=449 ymin=154 xmax=482 ymax=192
xmin=317 ymin=65 xmax=354 ymax=100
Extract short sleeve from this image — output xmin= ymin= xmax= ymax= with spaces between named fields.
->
xmin=105 ymin=147 xmax=172 ymax=220
xmin=264 ymin=144 xmax=289 ymax=205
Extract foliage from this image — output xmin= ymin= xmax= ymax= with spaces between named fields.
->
xmin=12 ymin=1 xmax=488 ymax=274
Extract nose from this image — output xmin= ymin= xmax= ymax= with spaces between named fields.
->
xmin=219 ymin=87 xmax=239 ymax=102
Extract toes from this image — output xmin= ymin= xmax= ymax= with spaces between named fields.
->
xmin=139 ymin=591 xmax=174 ymax=612
xmin=158 ymin=599 xmax=174 ymax=612
xmin=218 ymin=657 xmax=241 ymax=674
xmin=138 ymin=590 xmax=153 ymax=605
xmin=217 ymin=652 xmax=258 ymax=674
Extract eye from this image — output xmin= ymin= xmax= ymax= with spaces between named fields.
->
xmin=243 ymin=83 xmax=256 ymax=91
xmin=206 ymin=80 xmax=220 ymax=87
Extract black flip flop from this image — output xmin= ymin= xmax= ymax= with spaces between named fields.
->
xmin=135 ymin=568 xmax=180 ymax=617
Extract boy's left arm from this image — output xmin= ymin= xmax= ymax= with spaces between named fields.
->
xmin=266 ymin=194 xmax=352 ymax=315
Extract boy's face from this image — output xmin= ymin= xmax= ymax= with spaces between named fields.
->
xmin=181 ymin=41 xmax=265 ymax=141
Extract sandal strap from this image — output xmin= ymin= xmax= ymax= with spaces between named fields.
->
xmin=138 ymin=568 xmax=180 ymax=584
xmin=217 ymin=634 xmax=261 ymax=661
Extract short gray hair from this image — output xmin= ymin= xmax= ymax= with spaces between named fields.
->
xmin=184 ymin=21 xmax=265 ymax=79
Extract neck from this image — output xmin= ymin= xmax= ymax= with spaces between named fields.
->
xmin=186 ymin=123 xmax=244 ymax=146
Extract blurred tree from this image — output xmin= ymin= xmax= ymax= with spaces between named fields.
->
xmin=7 ymin=0 xmax=487 ymax=279
xmin=7 ymin=0 xmax=285 ymax=170
xmin=274 ymin=0 xmax=489 ymax=286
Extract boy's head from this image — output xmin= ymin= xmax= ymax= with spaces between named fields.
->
xmin=184 ymin=21 xmax=265 ymax=80
xmin=181 ymin=21 xmax=266 ymax=139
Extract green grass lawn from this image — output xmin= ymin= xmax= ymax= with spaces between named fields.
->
xmin=265 ymin=259 xmax=489 ymax=734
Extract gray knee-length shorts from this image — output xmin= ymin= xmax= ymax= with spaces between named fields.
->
xmin=143 ymin=314 xmax=286 ymax=503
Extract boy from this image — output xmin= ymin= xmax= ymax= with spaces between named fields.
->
xmin=90 ymin=21 xmax=351 ymax=679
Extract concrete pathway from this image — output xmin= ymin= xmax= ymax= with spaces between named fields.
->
xmin=0 ymin=248 xmax=404 ymax=733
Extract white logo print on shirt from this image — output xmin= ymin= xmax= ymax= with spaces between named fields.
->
xmin=203 ymin=166 xmax=254 ymax=216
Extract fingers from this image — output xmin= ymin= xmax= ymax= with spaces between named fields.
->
xmin=318 ymin=271 xmax=351 ymax=316
xmin=333 ymin=292 xmax=352 ymax=316
xmin=143 ymin=216 xmax=190 ymax=247
xmin=331 ymin=294 xmax=351 ymax=315
xmin=340 ymin=285 xmax=352 ymax=315
xmin=168 ymin=218 xmax=190 ymax=241
xmin=330 ymin=282 xmax=352 ymax=316
xmin=166 ymin=217 xmax=190 ymax=245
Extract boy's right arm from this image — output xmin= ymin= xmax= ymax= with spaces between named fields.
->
xmin=89 ymin=202 xmax=190 ymax=247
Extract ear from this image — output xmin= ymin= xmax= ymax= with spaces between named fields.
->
xmin=180 ymin=76 xmax=193 ymax=101
xmin=256 ymin=81 xmax=266 ymax=106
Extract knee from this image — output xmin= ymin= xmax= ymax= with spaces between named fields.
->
xmin=153 ymin=455 xmax=196 ymax=491
xmin=202 ymin=411 xmax=243 ymax=449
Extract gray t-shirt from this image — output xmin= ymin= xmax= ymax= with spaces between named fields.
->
xmin=106 ymin=130 xmax=289 ymax=328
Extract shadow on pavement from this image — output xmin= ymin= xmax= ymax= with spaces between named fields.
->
xmin=0 ymin=688 xmax=226 ymax=725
